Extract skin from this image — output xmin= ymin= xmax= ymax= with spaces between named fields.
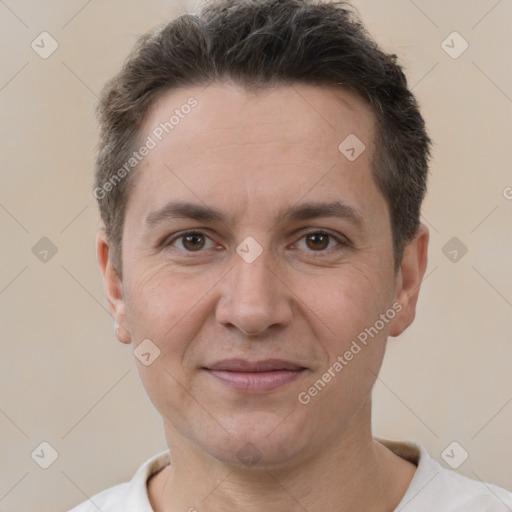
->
xmin=97 ymin=82 xmax=429 ymax=511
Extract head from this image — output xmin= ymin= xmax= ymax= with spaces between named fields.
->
xmin=94 ymin=0 xmax=431 ymax=277
xmin=96 ymin=0 xmax=430 ymax=469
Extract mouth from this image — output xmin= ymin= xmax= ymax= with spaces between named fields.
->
xmin=203 ymin=359 xmax=308 ymax=393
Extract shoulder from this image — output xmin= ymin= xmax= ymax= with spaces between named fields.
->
xmin=67 ymin=450 xmax=171 ymax=512
xmin=432 ymin=464 xmax=512 ymax=511
xmin=377 ymin=438 xmax=512 ymax=511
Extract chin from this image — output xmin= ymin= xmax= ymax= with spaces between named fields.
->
xmin=192 ymin=409 xmax=316 ymax=470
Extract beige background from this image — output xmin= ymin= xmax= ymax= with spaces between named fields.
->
xmin=0 ymin=0 xmax=511 ymax=510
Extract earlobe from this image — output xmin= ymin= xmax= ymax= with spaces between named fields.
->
xmin=96 ymin=232 xmax=132 ymax=344
xmin=388 ymin=224 xmax=429 ymax=337
xmin=113 ymin=322 xmax=132 ymax=344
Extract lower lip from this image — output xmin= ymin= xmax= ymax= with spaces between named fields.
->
xmin=206 ymin=369 xmax=306 ymax=392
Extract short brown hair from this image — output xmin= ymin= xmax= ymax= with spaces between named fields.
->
xmin=94 ymin=0 xmax=431 ymax=276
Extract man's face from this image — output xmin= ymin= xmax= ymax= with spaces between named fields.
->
xmin=100 ymin=82 xmax=424 ymax=468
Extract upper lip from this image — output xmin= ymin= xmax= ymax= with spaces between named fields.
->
xmin=205 ymin=358 xmax=306 ymax=372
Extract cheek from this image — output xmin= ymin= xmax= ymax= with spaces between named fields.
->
xmin=123 ymin=265 xmax=216 ymax=425
xmin=124 ymin=263 xmax=210 ymax=339
xmin=309 ymin=263 xmax=395 ymax=349
xmin=123 ymin=263 xmax=229 ymax=389
xmin=297 ymin=265 xmax=393 ymax=415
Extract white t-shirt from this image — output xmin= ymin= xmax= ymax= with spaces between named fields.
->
xmin=68 ymin=439 xmax=512 ymax=511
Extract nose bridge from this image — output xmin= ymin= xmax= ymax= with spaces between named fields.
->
xmin=234 ymin=249 xmax=275 ymax=302
xmin=216 ymin=244 xmax=291 ymax=335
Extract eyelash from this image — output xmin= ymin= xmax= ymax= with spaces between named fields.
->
xmin=162 ymin=229 xmax=350 ymax=256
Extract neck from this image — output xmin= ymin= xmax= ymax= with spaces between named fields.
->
xmin=149 ymin=401 xmax=416 ymax=512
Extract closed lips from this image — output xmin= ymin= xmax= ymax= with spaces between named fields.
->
xmin=204 ymin=359 xmax=308 ymax=393
xmin=205 ymin=358 xmax=306 ymax=372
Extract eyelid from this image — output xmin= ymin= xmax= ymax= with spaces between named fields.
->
xmin=289 ymin=228 xmax=351 ymax=251
xmin=161 ymin=229 xmax=218 ymax=251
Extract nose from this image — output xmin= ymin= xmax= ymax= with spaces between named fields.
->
xmin=215 ymin=251 xmax=293 ymax=336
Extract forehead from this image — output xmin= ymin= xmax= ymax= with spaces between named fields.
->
xmin=126 ymin=82 xmax=382 ymax=226
xmin=143 ymin=81 xmax=374 ymax=155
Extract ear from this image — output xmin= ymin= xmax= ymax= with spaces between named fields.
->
xmin=388 ymin=224 xmax=429 ymax=337
xmin=96 ymin=231 xmax=131 ymax=344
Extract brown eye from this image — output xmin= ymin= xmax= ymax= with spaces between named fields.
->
xmin=305 ymin=232 xmax=330 ymax=251
xmin=292 ymin=230 xmax=347 ymax=253
xmin=164 ymin=231 xmax=217 ymax=253
xmin=181 ymin=233 xmax=206 ymax=251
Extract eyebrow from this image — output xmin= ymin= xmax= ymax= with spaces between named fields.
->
xmin=145 ymin=200 xmax=363 ymax=227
